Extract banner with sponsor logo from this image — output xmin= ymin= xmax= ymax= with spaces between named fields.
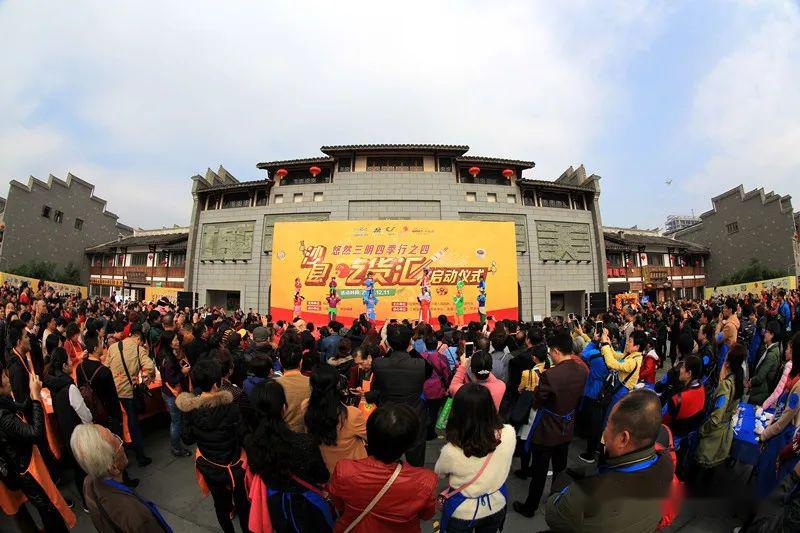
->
xmin=270 ymin=220 xmax=519 ymax=325
xmin=704 ymin=275 xmax=797 ymax=299
xmin=0 ymin=271 xmax=88 ymax=298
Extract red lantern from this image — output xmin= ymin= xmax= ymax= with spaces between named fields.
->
xmin=148 ymin=254 xmax=154 ymax=261
xmin=118 ymin=254 xmax=125 ymax=263
xmin=309 ymin=166 xmax=321 ymax=177
xmin=275 ymin=168 xmax=288 ymax=180
xmin=468 ymin=166 xmax=480 ymax=177
xmin=502 ymin=169 xmax=514 ymax=179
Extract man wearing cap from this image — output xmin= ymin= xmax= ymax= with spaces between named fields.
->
xmin=245 ymin=326 xmax=275 ymax=364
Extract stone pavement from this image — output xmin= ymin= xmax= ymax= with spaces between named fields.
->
xmin=1 ymin=412 xmax=747 ymax=532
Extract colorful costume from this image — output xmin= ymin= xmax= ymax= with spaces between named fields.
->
xmin=453 ymin=291 xmax=465 ymax=327
xmin=293 ymin=292 xmax=304 ymax=318
xmin=294 ymin=278 xmax=302 ymax=293
xmin=363 ymin=293 xmax=378 ymax=321
xmin=326 ymin=293 xmax=341 ymax=321
xmin=364 ymin=277 xmax=375 ymax=299
xmin=329 ymin=278 xmax=337 ymax=292
xmin=418 ymin=289 xmax=432 ymax=324
xmin=421 ymin=269 xmax=431 ymax=289
xmin=477 ymin=292 xmax=487 ymax=325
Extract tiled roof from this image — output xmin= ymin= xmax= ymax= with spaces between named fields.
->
xmin=603 ymin=231 xmax=709 ymax=253
xmin=320 ymin=144 xmax=469 ymax=155
xmin=455 ymin=156 xmax=535 ymax=169
xmin=256 ymin=156 xmax=334 ymax=169
xmin=86 ymin=232 xmax=188 ymax=252
xmin=200 ymin=179 xmax=271 ymax=192
xmin=517 ymin=178 xmax=594 ymax=192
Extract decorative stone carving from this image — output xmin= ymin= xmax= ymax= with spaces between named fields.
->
xmin=200 ymin=221 xmax=254 ymax=260
xmin=536 ymin=221 xmax=592 ymax=261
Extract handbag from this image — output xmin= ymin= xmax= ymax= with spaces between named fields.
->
xmin=343 ymin=463 xmax=402 ymax=533
xmin=118 ymin=342 xmax=151 ymax=412
xmin=599 ymin=358 xmax=640 ymax=408
xmin=509 ymin=368 xmax=540 ymax=426
xmin=436 ymin=451 xmax=494 ymax=511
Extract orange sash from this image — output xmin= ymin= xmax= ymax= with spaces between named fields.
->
xmin=194 ymin=448 xmax=248 ymax=519
xmin=0 ymin=446 xmax=76 ymax=527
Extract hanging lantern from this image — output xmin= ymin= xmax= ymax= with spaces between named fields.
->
xmin=502 ymin=169 xmax=514 ymax=179
xmin=309 ymin=166 xmax=321 ymax=177
xmin=148 ymin=254 xmax=154 ymax=261
xmin=118 ymin=254 xmax=125 ymax=263
xmin=275 ymin=168 xmax=288 ymax=180
xmin=468 ymin=166 xmax=480 ymax=178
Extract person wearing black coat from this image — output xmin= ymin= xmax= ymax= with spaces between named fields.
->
xmin=176 ymin=357 xmax=250 ymax=533
xmin=0 ymin=370 xmax=71 ymax=532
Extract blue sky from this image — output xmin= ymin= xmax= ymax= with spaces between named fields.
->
xmin=1 ymin=1 xmax=799 ymax=229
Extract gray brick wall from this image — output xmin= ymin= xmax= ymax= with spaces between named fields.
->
xmin=187 ymin=170 xmax=607 ymax=319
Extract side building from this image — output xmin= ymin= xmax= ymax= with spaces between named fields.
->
xmin=604 ymin=227 xmax=709 ymax=302
xmin=670 ymin=185 xmax=800 ymax=287
xmin=184 ymin=144 xmax=609 ymax=320
xmin=0 ymin=174 xmax=133 ymax=282
xmin=86 ymin=227 xmax=188 ymax=302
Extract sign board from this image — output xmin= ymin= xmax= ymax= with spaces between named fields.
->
xmin=704 ymin=275 xmax=797 ymax=299
xmin=270 ymin=220 xmax=519 ymax=324
xmin=124 ymin=270 xmax=148 ymax=284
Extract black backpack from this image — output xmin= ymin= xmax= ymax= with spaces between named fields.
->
xmin=599 ymin=356 xmax=641 ymax=408
xmin=79 ymin=363 xmax=110 ymax=426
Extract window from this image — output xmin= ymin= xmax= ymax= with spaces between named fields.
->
xmin=74 ymin=218 xmax=84 ymax=230
xmin=313 ymin=192 xmax=324 ymax=202
xmin=293 ymin=193 xmax=303 ymax=203
xmin=646 ymin=253 xmax=664 ymax=266
xmin=279 ymin=171 xmax=331 ymax=185
xmin=255 ymin=189 xmax=268 ymax=206
xmin=274 ymin=194 xmax=284 ymax=204
xmin=487 ymin=193 xmax=497 ymax=203
xmin=726 ymin=221 xmax=739 ymax=235
xmin=41 ymin=205 xmax=51 ymax=218
xmin=522 ymin=192 xmax=535 ymax=206
xmin=222 ymin=191 xmax=251 ymax=209
xmin=205 ymin=194 xmax=220 ymax=210
xmin=366 ymin=157 xmax=424 ymax=171
xmin=466 ymin=192 xmax=477 ymax=202
xmin=130 ymin=253 xmax=148 ymax=266
xmin=156 ymin=252 xmax=170 ymax=266
xmin=458 ymin=168 xmax=512 ymax=185
xmin=438 ymin=157 xmax=453 ymax=172
xmin=573 ymin=194 xmax=586 ymax=210
xmin=539 ymin=191 xmax=570 ymax=209
xmin=337 ymin=158 xmax=352 ymax=172
xmin=506 ymin=194 xmax=516 ymax=204
xmin=54 ymin=210 xmax=64 ymax=223
xmin=607 ymin=252 xmax=624 ymax=267
xmin=170 ymin=252 xmax=186 ymax=267
xmin=104 ymin=255 xmax=116 ymax=267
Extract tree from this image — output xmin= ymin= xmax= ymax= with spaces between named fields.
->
xmin=719 ymin=258 xmax=785 ymax=286
xmin=7 ymin=260 xmax=83 ymax=286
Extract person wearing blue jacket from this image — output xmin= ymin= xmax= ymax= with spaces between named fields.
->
xmin=578 ymin=329 xmax=609 ymax=464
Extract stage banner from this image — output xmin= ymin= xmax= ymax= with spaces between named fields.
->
xmin=704 ymin=275 xmax=797 ymax=299
xmin=0 ymin=271 xmax=88 ymax=298
xmin=270 ymin=220 xmax=519 ymax=325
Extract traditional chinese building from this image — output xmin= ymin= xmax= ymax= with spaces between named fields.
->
xmin=184 ymin=145 xmax=609 ymax=319
xmin=603 ymin=227 xmax=709 ymax=302
xmin=86 ymin=227 xmax=188 ymax=302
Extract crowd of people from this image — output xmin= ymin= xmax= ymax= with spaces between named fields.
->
xmin=1 ymin=278 xmax=800 ymax=532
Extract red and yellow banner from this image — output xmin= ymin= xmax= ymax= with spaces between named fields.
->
xmin=269 ymin=220 xmax=519 ymax=325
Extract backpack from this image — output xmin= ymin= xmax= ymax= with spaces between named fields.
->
xmin=599 ymin=356 xmax=640 ymax=408
xmin=79 ymin=363 xmax=110 ymax=426
xmin=654 ymin=424 xmax=683 ymax=530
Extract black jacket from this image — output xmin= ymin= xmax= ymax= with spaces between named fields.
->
xmin=177 ymin=389 xmax=243 ymax=464
xmin=0 ymin=397 xmax=43 ymax=480
xmin=6 ymin=350 xmax=31 ymax=404
xmin=504 ymin=346 xmax=534 ymax=405
xmin=44 ymin=372 xmax=82 ymax=447
xmin=366 ymin=350 xmax=430 ymax=412
xmin=76 ymin=358 xmax=123 ymax=422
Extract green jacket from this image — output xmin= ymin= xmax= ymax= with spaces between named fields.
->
xmin=545 ymin=447 xmax=673 ymax=533
xmin=695 ymin=374 xmax=738 ymax=468
xmin=750 ymin=343 xmax=782 ymax=406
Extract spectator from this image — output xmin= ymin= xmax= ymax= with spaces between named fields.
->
xmin=749 ymin=321 xmax=783 ymax=405
xmin=105 ymin=323 xmax=155 ymax=466
xmin=544 ymin=390 xmax=673 ymax=532
xmin=71 ymin=424 xmax=172 ymax=532
xmin=243 ymin=354 xmax=273 ymax=400
xmin=419 ymin=334 xmax=451 ymax=440
xmin=662 ymin=355 xmax=706 ymax=439
xmin=449 ymin=350 xmax=505 ymax=412
xmin=364 ymin=323 xmax=430 ymax=466
xmin=319 ymin=321 xmax=344 ymax=363
xmin=156 ymin=331 xmax=191 ymax=458
xmin=578 ymin=324 xmax=609 ymax=464
xmin=513 ymin=331 xmax=588 ymax=518
xmin=435 ymin=384 xmax=515 ymax=532
xmin=245 ymin=380 xmax=332 ymax=532
xmin=176 ymin=357 xmax=250 ymax=533
xmin=276 ymin=344 xmax=311 ymax=432
xmin=329 ymin=404 xmax=437 ymax=533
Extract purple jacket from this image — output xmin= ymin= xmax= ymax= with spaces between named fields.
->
xmin=421 ymin=350 xmax=451 ymax=400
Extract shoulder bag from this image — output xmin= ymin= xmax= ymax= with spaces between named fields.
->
xmin=118 ymin=342 xmax=151 ymax=412
xmin=436 ymin=451 xmax=494 ymax=511
xmin=343 ymin=463 xmax=402 ymax=533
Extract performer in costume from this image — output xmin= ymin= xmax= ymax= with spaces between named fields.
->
xmin=477 ymin=291 xmax=487 ymax=326
xmin=363 ymin=292 xmax=378 ymax=321
xmin=477 ymin=272 xmax=486 ymax=293
xmin=294 ymin=277 xmax=302 ymax=293
xmin=364 ymin=272 xmax=375 ymax=299
xmin=326 ymin=289 xmax=341 ymax=322
xmin=328 ymin=277 xmax=338 ymax=292
xmin=293 ymin=292 xmax=304 ymax=319
xmin=453 ymin=280 xmax=465 ymax=328
xmin=420 ymin=267 xmax=431 ymax=289
xmin=418 ymin=286 xmax=432 ymax=324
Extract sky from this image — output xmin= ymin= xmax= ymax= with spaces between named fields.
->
xmin=1 ymin=0 xmax=799 ymax=230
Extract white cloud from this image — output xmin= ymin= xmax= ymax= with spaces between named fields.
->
xmin=0 ymin=0 xmax=669 ymax=226
xmin=686 ymin=0 xmax=800 ymax=202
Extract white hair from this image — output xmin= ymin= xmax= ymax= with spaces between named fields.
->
xmin=70 ymin=424 xmax=116 ymax=478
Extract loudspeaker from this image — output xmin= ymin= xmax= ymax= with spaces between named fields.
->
xmin=177 ymin=291 xmax=195 ymax=310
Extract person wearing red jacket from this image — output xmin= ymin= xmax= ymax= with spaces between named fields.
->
xmin=663 ymin=355 xmax=706 ymax=439
xmin=329 ymin=404 xmax=437 ymax=533
xmin=640 ymin=336 xmax=659 ymax=385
